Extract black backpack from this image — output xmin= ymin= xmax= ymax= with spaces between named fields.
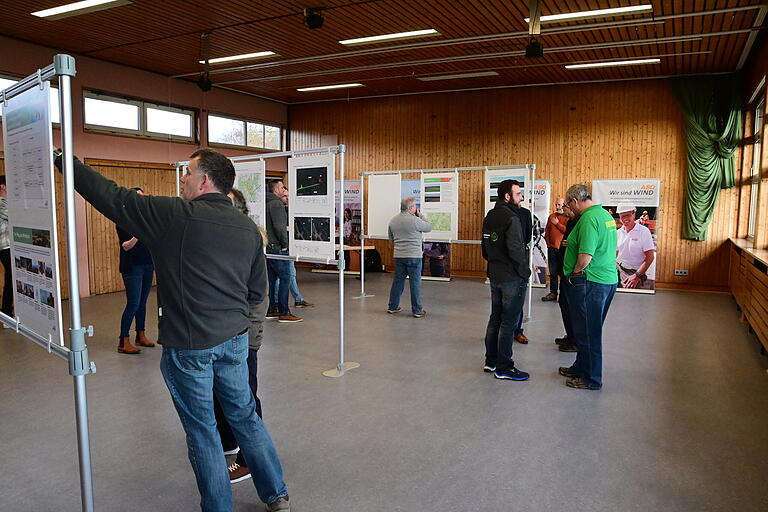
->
xmin=364 ymin=249 xmax=383 ymax=272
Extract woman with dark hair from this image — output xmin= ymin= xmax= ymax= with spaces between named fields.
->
xmin=115 ymin=187 xmax=155 ymax=354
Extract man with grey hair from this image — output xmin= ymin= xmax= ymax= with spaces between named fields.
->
xmin=560 ymin=184 xmax=618 ymax=390
xmin=387 ymin=197 xmax=432 ymax=317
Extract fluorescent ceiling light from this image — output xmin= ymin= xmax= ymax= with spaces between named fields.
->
xmin=565 ymin=58 xmax=660 ymax=69
xmin=418 ymin=71 xmax=499 ymax=81
xmin=339 ymin=29 xmax=439 ymax=46
xmin=199 ymin=51 xmax=276 ymax=65
xmin=525 ymin=4 xmax=652 ymax=24
xmin=297 ymin=83 xmax=364 ymax=92
xmin=31 ymin=0 xmax=131 ymax=20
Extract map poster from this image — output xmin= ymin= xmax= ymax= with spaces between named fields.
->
xmin=1 ymin=82 xmax=65 ymax=344
xmin=288 ymin=153 xmax=336 ymax=260
xmin=233 ymin=160 xmax=266 ymax=229
xmin=419 ymin=171 xmax=459 ymax=241
xmin=592 ymin=179 xmax=660 ymax=294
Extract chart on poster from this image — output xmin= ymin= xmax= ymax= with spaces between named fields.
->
xmin=1 ymin=82 xmax=64 ymax=344
xmin=420 ymin=172 xmax=458 ymax=240
xmin=289 ymin=153 xmax=336 ymax=260
xmin=484 ymin=168 xmax=530 ymax=214
xmin=233 ymin=160 xmax=266 ymax=229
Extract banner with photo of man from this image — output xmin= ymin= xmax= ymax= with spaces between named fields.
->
xmin=592 ymin=179 xmax=660 ymax=294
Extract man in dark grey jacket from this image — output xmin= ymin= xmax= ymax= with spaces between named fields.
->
xmin=481 ymin=179 xmax=531 ymax=381
xmin=56 ymin=149 xmax=290 ymax=512
xmin=265 ymin=180 xmax=301 ymax=322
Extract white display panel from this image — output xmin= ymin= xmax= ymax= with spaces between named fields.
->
xmin=419 ymin=171 xmax=459 ymax=241
xmin=1 ymin=82 xmax=65 ymax=345
xmin=233 ymin=160 xmax=266 ymax=229
xmin=366 ymin=173 xmax=401 ymax=238
xmin=288 ymin=153 xmax=336 ymax=260
xmin=484 ymin=168 xmax=531 ymax=214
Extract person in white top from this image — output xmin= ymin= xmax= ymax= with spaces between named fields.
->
xmin=615 ymin=203 xmax=655 ymax=290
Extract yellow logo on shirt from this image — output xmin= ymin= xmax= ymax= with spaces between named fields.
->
xmin=605 ymin=220 xmax=617 ymax=230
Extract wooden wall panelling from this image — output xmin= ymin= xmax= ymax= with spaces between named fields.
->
xmin=83 ymin=159 xmax=176 ymax=295
xmin=290 ymin=79 xmax=739 ymax=289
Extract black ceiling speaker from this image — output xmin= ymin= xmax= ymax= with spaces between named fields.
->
xmin=304 ymin=8 xmax=324 ymax=29
xmin=525 ymin=37 xmax=543 ymax=59
xmin=197 ymin=73 xmax=213 ymax=92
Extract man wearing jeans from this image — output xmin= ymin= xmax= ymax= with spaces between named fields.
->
xmin=387 ymin=197 xmax=431 ymax=317
xmin=482 ymin=180 xmax=531 ymax=381
xmin=265 ymin=180 xmax=302 ymax=323
xmin=56 ymin=149 xmax=290 ymax=512
xmin=560 ymin=184 xmax=618 ymax=391
xmin=542 ymin=197 xmax=568 ymax=302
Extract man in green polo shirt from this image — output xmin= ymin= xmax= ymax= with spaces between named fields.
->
xmin=560 ymin=184 xmax=618 ymax=390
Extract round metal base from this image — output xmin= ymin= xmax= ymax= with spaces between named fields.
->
xmin=353 ymin=294 xmax=375 ymax=299
xmin=322 ymin=362 xmax=361 ymax=378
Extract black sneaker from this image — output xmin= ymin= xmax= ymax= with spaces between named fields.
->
xmin=558 ymin=366 xmax=578 ymax=378
xmin=558 ymin=342 xmax=577 ymax=352
xmin=294 ymin=300 xmax=314 ymax=308
xmin=555 ymin=336 xmax=568 ymax=345
xmin=566 ymin=376 xmax=601 ymax=390
xmin=483 ymin=365 xmax=496 ymax=373
xmin=494 ymin=366 xmax=530 ymax=381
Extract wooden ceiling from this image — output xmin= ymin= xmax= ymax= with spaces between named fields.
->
xmin=1 ymin=1 xmax=766 ymax=104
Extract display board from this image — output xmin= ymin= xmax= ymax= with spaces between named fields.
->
xmin=335 ymin=180 xmax=362 ymax=246
xmin=366 ymin=173 xmax=401 ymax=237
xmin=401 ymin=179 xmax=420 ymax=208
xmin=531 ymin=180 xmax=550 ymax=287
xmin=288 ymin=153 xmax=336 ymax=260
xmin=233 ymin=160 xmax=266 ymax=229
xmin=484 ymin=168 xmax=531 ymax=214
xmin=1 ymin=82 xmax=65 ymax=344
xmin=419 ymin=171 xmax=459 ymax=241
xmin=592 ymin=179 xmax=660 ymax=294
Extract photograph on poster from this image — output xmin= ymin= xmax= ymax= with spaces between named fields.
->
xmin=423 ymin=242 xmax=451 ymax=278
xmin=16 ymin=280 xmax=35 ymax=299
xmin=296 ymin=167 xmax=328 ymax=196
xmin=294 ymin=216 xmax=331 ymax=242
xmin=39 ymin=289 xmax=54 ymax=308
xmin=335 ymin=181 xmax=362 ymax=246
xmin=32 ymin=228 xmax=51 ymax=248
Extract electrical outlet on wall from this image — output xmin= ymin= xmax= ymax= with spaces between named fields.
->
xmin=674 ymin=269 xmax=689 ymax=276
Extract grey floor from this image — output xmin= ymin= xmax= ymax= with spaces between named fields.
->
xmin=2 ymin=270 xmax=768 ymax=512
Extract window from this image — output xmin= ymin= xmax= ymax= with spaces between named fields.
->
xmin=0 ymin=76 xmax=61 ymax=124
xmin=83 ymin=90 xmax=195 ymax=142
xmin=207 ymin=113 xmax=281 ymax=151
xmin=748 ymin=98 xmax=764 ymax=239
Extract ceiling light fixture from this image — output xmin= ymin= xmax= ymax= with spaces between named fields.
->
xmin=525 ymin=4 xmax=652 ymax=24
xmin=199 ymin=51 xmax=276 ymax=65
xmin=340 ymin=29 xmax=439 ymax=46
xmin=565 ymin=58 xmax=660 ymax=69
xmin=297 ymin=83 xmax=364 ymax=92
xmin=31 ymin=0 xmax=132 ymax=20
xmin=417 ymin=71 xmax=499 ymax=81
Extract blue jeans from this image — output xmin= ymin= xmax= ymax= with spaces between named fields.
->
xmin=515 ymin=308 xmax=525 ymax=336
xmin=120 ymin=263 xmax=154 ymax=337
xmin=558 ymin=275 xmax=573 ymax=339
xmin=547 ymin=247 xmax=561 ymax=295
xmin=267 ymin=254 xmax=292 ymax=315
xmin=160 ymin=334 xmax=287 ymax=511
xmin=388 ymin=258 xmax=423 ymax=314
xmin=484 ymin=279 xmax=527 ymax=371
xmin=565 ymin=275 xmax=617 ymax=388
xmin=272 ymin=262 xmax=304 ymax=304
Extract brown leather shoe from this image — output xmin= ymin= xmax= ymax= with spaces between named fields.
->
xmin=118 ymin=336 xmax=141 ymax=354
xmin=514 ymin=333 xmax=529 ymax=344
xmin=135 ymin=330 xmax=155 ymax=347
xmin=277 ymin=313 xmax=303 ymax=323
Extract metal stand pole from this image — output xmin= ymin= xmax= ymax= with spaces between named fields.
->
xmin=324 ymin=144 xmax=359 ymax=378
xmin=57 ymin=57 xmax=95 ymax=512
xmin=355 ymin=173 xmax=374 ymax=299
xmin=525 ymin=164 xmax=536 ymax=323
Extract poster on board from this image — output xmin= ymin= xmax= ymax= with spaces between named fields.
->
xmin=1 ymin=82 xmax=64 ymax=344
xmin=592 ymin=179 xmax=660 ymax=294
xmin=233 ymin=160 xmax=266 ymax=229
xmin=531 ymin=180 xmax=551 ymax=287
xmin=399 ymin=180 xmax=450 ymax=278
xmin=484 ymin=168 xmax=531 ymax=214
xmin=288 ymin=154 xmax=336 ymax=260
xmin=335 ymin=180 xmax=361 ymax=247
xmin=420 ymin=172 xmax=459 ymax=241
xmin=366 ymin=173 xmax=401 ymax=238
xmin=401 ymin=179 xmax=420 ymax=208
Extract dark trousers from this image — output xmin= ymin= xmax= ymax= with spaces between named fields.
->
xmin=0 ymin=248 xmax=12 ymax=316
xmin=214 ymin=348 xmax=261 ymax=466
xmin=547 ymin=246 xmax=562 ymax=295
xmin=565 ymin=275 xmax=617 ymax=388
xmin=558 ymin=275 xmax=574 ymax=339
xmin=267 ymin=255 xmax=292 ymax=315
xmin=484 ymin=279 xmax=527 ymax=372
xmin=119 ymin=263 xmax=154 ymax=337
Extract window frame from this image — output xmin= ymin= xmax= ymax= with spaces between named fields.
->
xmin=207 ymin=112 xmax=282 ymax=152
xmin=747 ymin=97 xmax=764 ymax=240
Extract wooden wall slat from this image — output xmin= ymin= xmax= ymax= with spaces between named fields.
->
xmin=290 ymin=79 xmax=737 ymax=288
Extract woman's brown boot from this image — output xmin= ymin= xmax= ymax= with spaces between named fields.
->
xmin=135 ymin=330 xmax=155 ymax=347
xmin=118 ymin=336 xmax=141 ymax=354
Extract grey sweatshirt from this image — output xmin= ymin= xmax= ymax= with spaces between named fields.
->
xmin=388 ymin=211 xmax=432 ymax=258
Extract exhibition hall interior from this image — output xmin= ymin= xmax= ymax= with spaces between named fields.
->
xmin=1 ymin=1 xmax=768 ymax=511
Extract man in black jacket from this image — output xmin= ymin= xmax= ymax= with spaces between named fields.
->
xmin=265 ymin=180 xmax=302 ymax=322
xmin=481 ymin=179 xmax=531 ymax=381
xmin=57 ymin=149 xmax=290 ymax=512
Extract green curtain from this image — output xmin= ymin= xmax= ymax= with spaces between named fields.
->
xmin=671 ymin=75 xmax=741 ymax=241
